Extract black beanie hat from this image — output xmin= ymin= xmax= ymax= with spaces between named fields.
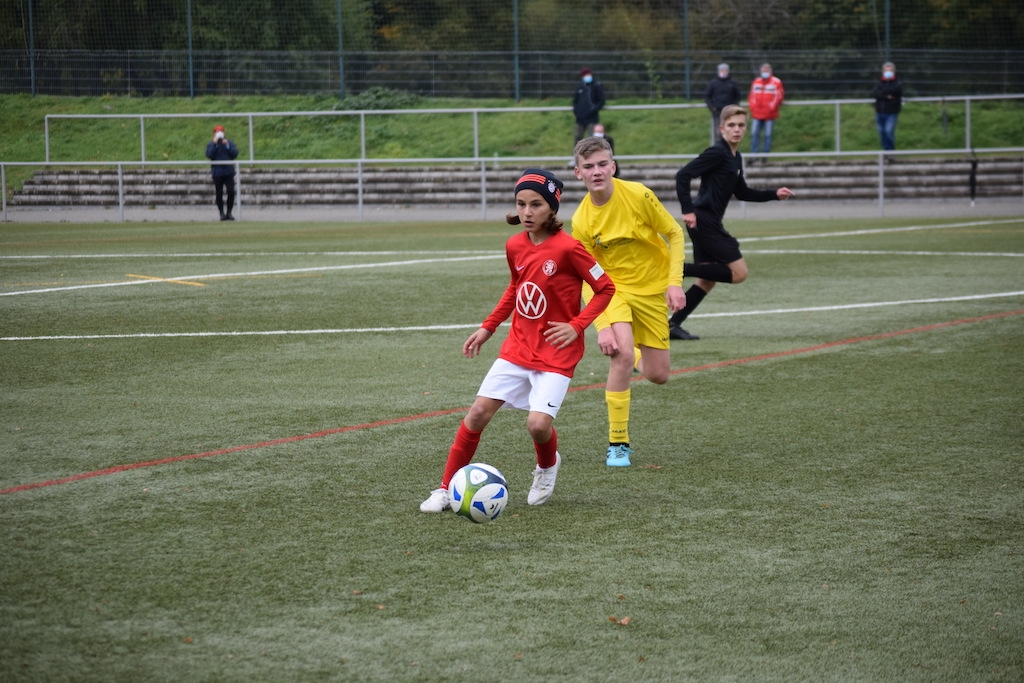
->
xmin=514 ymin=168 xmax=563 ymax=212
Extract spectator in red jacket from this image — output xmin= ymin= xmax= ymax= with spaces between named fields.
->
xmin=748 ymin=63 xmax=784 ymax=158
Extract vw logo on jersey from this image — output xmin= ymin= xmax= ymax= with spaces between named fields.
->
xmin=516 ymin=281 xmax=547 ymax=319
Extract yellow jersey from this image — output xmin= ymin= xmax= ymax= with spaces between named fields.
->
xmin=571 ymin=177 xmax=685 ymax=297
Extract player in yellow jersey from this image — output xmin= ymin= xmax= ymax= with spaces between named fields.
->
xmin=571 ymin=136 xmax=686 ymax=467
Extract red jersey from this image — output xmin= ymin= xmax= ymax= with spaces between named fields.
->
xmin=481 ymin=230 xmax=614 ymax=378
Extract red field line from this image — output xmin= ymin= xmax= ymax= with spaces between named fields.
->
xmin=3 ymin=310 xmax=1021 ymax=496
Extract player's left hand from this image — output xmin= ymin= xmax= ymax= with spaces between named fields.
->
xmin=544 ymin=321 xmax=578 ymax=349
xmin=666 ymin=285 xmax=686 ymax=313
xmin=597 ymin=327 xmax=619 ymax=357
xmin=777 ymin=187 xmax=796 ymax=200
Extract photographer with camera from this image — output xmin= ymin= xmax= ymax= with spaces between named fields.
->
xmin=205 ymin=124 xmax=239 ymax=221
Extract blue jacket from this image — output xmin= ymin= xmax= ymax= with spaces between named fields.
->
xmin=206 ymin=139 xmax=239 ymax=178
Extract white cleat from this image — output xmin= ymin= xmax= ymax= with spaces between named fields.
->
xmin=419 ymin=488 xmax=450 ymax=513
xmin=527 ymin=452 xmax=561 ymax=506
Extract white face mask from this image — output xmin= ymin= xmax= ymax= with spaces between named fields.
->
xmin=214 ymin=132 xmax=225 ymax=140
xmin=883 ymin=70 xmax=894 ymax=80
xmin=761 ymin=72 xmax=770 ymax=79
xmin=583 ymin=75 xmax=593 ymax=84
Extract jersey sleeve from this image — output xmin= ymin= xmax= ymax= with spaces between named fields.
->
xmin=644 ymin=191 xmax=685 ymax=289
xmin=733 ymin=172 xmax=779 ymax=203
xmin=567 ymin=242 xmax=615 ymax=336
xmin=480 ymin=249 xmax=518 ymax=333
xmin=675 ymin=147 xmax=719 ymax=214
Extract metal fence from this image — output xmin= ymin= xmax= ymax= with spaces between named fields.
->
xmin=3 ymin=49 xmax=1024 ymax=99
xmin=41 ymin=94 xmax=1024 ymax=165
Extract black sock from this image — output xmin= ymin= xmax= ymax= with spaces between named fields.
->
xmin=684 ymin=262 xmax=733 ymax=283
xmin=670 ymin=285 xmax=708 ymax=326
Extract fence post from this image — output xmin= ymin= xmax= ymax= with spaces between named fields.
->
xmin=360 ymin=113 xmax=366 ymax=159
xmin=235 ymin=162 xmax=241 ymax=220
xmin=140 ymin=116 xmax=146 ymax=163
xmin=44 ymin=116 xmax=50 ymax=163
xmin=2 ymin=164 xmax=7 ymax=222
xmin=118 ymin=163 xmax=125 ymax=222
xmin=473 ymin=110 xmax=480 ymax=160
xmin=834 ymin=102 xmax=841 ymax=153
xmin=877 ymin=154 xmax=885 ymax=217
xmin=357 ymin=160 xmax=364 ymax=221
xmin=479 ymin=159 xmax=487 ymax=221
xmin=965 ymin=98 xmax=972 ymax=151
xmin=248 ymin=115 xmax=255 ymax=162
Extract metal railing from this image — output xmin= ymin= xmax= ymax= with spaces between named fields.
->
xmin=4 ymin=147 xmax=1024 ymax=223
xmin=42 ymin=94 xmax=1024 ymax=164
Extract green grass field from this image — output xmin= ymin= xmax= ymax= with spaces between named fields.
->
xmin=2 ymin=213 xmax=1022 ymax=681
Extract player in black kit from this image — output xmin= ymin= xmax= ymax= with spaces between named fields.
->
xmin=669 ymin=104 xmax=795 ymax=340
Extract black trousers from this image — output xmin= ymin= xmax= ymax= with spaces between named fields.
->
xmin=213 ymin=176 xmax=235 ymax=214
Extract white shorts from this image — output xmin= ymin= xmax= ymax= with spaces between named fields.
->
xmin=478 ymin=358 xmax=572 ymax=418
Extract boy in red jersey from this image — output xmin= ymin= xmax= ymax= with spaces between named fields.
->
xmin=421 ymin=169 xmax=615 ymax=513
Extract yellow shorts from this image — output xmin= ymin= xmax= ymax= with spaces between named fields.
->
xmin=602 ymin=289 xmax=670 ymax=350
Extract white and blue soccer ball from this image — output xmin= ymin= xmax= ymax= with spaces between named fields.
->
xmin=449 ymin=463 xmax=508 ymax=523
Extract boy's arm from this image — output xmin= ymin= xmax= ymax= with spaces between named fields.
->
xmin=734 ymin=173 xmax=782 ymax=203
xmin=568 ymin=242 xmax=615 ymax=335
xmin=480 ymin=252 xmax=517 ymax=333
xmin=572 ymin=215 xmax=611 ymax=332
xmin=675 ymin=147 xmax=720 ymax=214
xmin=647 ymin=193 xmax=685 ymax=289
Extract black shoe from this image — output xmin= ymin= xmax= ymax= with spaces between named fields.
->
xmin=224 ymin=213 xmax=235 ymax=221
xmin=669 ymin=325 xmax=700 ymax=340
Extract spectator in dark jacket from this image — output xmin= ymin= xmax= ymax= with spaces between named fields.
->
xmin=572 ymin=68 xmax=606 ymax=144
xmin=705 ymin=63 xmax=741 ymax=144
xmin=871 ymin=61 xmax=904 ymax=153
xmin=205 ymin=124 xmax=239 ymax=221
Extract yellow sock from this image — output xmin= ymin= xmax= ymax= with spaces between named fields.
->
xmin=606 ymin=389 xmax=631 ymax=444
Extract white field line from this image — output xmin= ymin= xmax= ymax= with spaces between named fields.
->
xmin=3 ymin=291 xmax=1023 ymax=342
xmin=3 ymin=218 xmax=1022 ymax=341
xmin=0 ymin=254 xmax=504 ymax=297
xmin=745 ymin=249 xmax=1024 ymax=257
xmin=740 ymin=217 xmax=1023 ymax=243
xmin=0 ymin=250 xmax=501 ymax=259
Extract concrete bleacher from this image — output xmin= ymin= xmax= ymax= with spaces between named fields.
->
xmin=8 ymin=157 xmax=1022 ymax=208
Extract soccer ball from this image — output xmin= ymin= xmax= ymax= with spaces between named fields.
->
xmin=449 ymin=463 xmax=508 ymax=523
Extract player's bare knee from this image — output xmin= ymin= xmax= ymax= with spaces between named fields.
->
xmin=648 ymin=372 xmax=669 ymax=385
xmin=525 ymin=415 xmax=552 ymax=442
xmin=730 ymin=262 xmax=748 ymax=283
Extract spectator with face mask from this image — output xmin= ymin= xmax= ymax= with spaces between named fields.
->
xmin=748 ymin=63 xmax=784 ymax=159
xmin=871 ymin=61 xmax=904 ymax=155
xmin=572 ymin=68 xmax=606 ymax=145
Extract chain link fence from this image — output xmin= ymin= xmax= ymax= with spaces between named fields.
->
xmin=2 ymin=48 xmax=1023 ymax=99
